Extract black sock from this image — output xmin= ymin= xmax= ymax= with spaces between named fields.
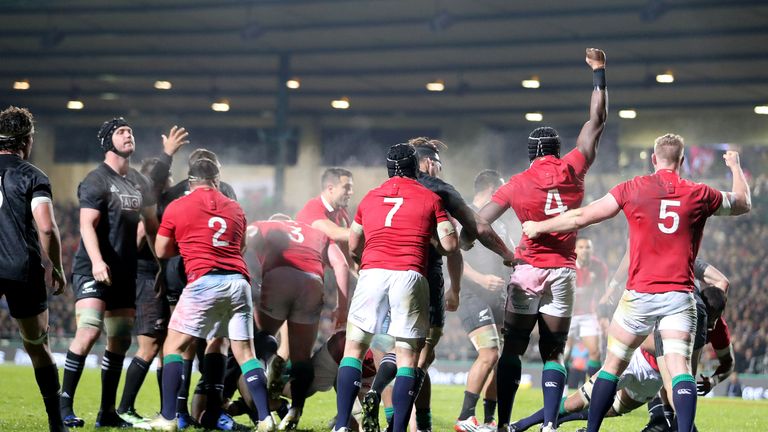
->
xmin=483 ymin=398 xmax=497 ymax=424
xmin=557 ymin=410 xmax=589 ymax=425
xmin=371 ymin=352 xmax=397 ymax=394
xmin=290 ymin=361 xmax=314 ymax=410
xmin=458 ymin=391 xmax=480 ymax=420
xmin=35 ymin=363 xmax=64 ymax=426
xmin=100 ymin=351 xmax=125 ymax=413
xmin=156 ymin=366 xmax=163 ymax=403
xmin=202 ymin=353 xmax=226 ymax=420
xmin=646 ymin=395 xmax=665 ymax=423
xmin=223 ymin=354 xmax=241 ymax=401
xmin=496 ymin=351 xmax=521 ymax=426
xmin=60 ymin=350 xmax=86 ymax=416
xmin=176 ymin=359 xmax=194 ymax=415
xmin=118 ymin=357 xmax=150 ymax=413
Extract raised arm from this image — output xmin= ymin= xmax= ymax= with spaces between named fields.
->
xmin=701 ymin=263 xmax=730 ymax=293
xmin=575 ymin=48 xmax=608 ymax=166
xmin=522 ymin=193 xmax=621 ymax=239
xmin=718 ymin=151 xmax=751 ymax=216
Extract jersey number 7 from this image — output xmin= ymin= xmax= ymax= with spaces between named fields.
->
xmin=383 ymin=197 xmax=403 ymax=227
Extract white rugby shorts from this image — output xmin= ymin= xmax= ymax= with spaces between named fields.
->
xmin=612 ymin=290 xmax=696 ymax=336
xmin=169 ymin=273 xmax=254 ymax=341
xmin=506 ymin=264 xmax=575 ymax=318
xmin=347 ymin=269 xmax=429 ymax=340
xmin=569 ymin=313 xmax=601 ymax=338
xmin=260 ymin=266 xmax=324 ymax=325
xmin=618 ymin=349 xmax=663 ymax=403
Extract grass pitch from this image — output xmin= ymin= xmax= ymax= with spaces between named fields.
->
xmin=0 ymin=364 xmax=765 ymax=431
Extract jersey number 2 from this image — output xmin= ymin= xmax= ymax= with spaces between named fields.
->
xmin=383 ymin=197 xmax=403 ymax=227
xmin=657 ymin=200 xmax=681 ymax=234
xmin=544 ymin=189 xmax=568 ymax=215
xmin=208 ymin=217 xmax=229 ymax=247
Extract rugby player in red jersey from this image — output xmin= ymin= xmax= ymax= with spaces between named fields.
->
xmin=463 ymin=48 xmax=608 ymax=431
xmin=333 ymin=143 xmax=458 ymax=432
xmin=523 ymin=137 xmax=751 ymax=432
xmin=141 ymin=158 xmax=275 ymax=432
xmin=248 ymin=215 xmax=349 ymax=430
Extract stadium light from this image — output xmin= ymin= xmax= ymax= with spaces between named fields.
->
xmin=426 ymin=80 xmax=445 ymax=92
xmin=656 ymin=71 xmax=674 ymax=83
xmin=522 ymin=76 xmax=540 ymax=89
xmin=154 ymin=80 xmax=173 ymax=90
xmin=67 ymin=100 xmax=84 ymax=110
xmin=331 ymin=97 xmax=350 ymax=110
xmin=13 ymin=79 xmax=30 ymax=90
xmin=754 ymin=105 xmax=768 ymax=115
xmin=619 ymin=109 xmax=637 ymax=119
xmin=525 ymin=112 xmax=543 ymax=122
xmin=286 ymin=78 xmax=301 ymax=89
xmin=211 ymin=98 xmax=230 ymax=112
xmin=639 ymin=151 xmax=648 ymax=160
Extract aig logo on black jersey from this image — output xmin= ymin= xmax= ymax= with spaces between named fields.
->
xmin=120 ymin=194 xmax=141 ymax=211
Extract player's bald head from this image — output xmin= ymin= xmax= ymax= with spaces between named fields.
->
xmin=653 ymin=133 xmax=685 ymax=165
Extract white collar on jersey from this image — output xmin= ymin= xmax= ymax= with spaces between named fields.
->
xmin=321 ymin=194 xmax=335 ymax=212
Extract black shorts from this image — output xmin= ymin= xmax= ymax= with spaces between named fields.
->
xmin=427 ymin=271 xmax=445 ymax=328
xmin=164 ymin=256 xmax=186 ymax=306
xmin=0 ymin=272 xmax=47 ymax=319
xmin=72 ymin=273 xmax=136 ymax=311
xmin=654 ymin=297 xmax=707 ymax=356
xmin=134 ymin=277 xmax=170 ymax=336
xmin=458 ymin=290 xmax=504 ymax=334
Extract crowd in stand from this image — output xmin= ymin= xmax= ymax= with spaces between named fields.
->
xmin=2 ymin=174 xmax=767 ymax=373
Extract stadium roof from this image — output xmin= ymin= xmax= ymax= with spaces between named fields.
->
xmin=1 ymin=0 xmax=767 ymax=127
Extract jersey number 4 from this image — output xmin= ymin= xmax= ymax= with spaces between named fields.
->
xmin=657 ymin=200 xmax=681 ymax=234
xmin=544 ymin=189 xmax=568 ymax=215
xmin=208 ymin=217 xmax=229 ymax=247
xmin=383 ymin=197 xmax=403 ymax=227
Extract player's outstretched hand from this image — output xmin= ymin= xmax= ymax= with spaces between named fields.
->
xmin=162 ymin=125 xmax=190 ymax=156
xmin=723 ymin=150 xmax=741 ymax=169
xmin=522 ymin=220 xmax=541 ymax=239
xmin=586 ymin=48 xmax=606 ymax=70
xmin=697 ymin=374 xmax=713 ymax=396
xmin=482 ymin=274 xmax=506 ymax=291
xmin=93 ymin=261 xmax=112 ymax=286
xmin=51 ymin=265 xmax=66 ymax=295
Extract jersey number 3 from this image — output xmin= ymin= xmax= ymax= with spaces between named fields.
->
xmin=383 ymin=197 xmax=403 ymax=227
xmin=544 ymin=189 xmax=568 ymax=215
xmin=209 ymin=217 xmax=229 ymax=247
xmin=657 ymin=200 xmax=681 ymax=234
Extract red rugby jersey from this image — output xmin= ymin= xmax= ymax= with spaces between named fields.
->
xmin=296 ymin=195 xmax=351 ymax=228
xmin=354 ymin=176 xmax=448 ymax=276
xmin=492 ymin=148 xmax=589 ymax=268
xmin=706 ymin=316 xmax=731 ymax=351
xmin=158 ymin=187 xmax=249 ymax=283
xmin=609 ymin=170 xmax=722 ymax=294
xmin=251 ymin=219 xmax=329 ymax=278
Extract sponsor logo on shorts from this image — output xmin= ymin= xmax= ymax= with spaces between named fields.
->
xmin=677 ymin=388 xmax=692 ymax=395
xmin=478 ymin=308 xmax=490 ymax=321
xmin=544 ymin=381 xmax=558 ymax=388
xmin=81 ymin=281 xmax=97 ymax=294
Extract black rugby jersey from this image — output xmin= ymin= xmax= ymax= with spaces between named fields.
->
xmin=461 ymin=203 xmax=511 ymax=296
xmin=72 ymin=163 xmax=153 ymax=280
xmin=416 ymin=171 xmax=466 ymax=277
xmin=0 ymin=154 xmax=52 ymax=282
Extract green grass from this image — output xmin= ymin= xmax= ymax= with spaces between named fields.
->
xmin=0 ymin=364 xmax=766 ymax=431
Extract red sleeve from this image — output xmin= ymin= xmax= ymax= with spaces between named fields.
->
xmin=609 ymin=180 xmax=631 ymax=209
xmin=433 ymin=196 xmax=449 ymax=223
xmin=562 ymin=148 xmax=589 ymax=176
xmin=158 ymin=201 xmax=178 ymax=238
xmin=354 ymin=198 xmax=364 ymax=225
xmin=490 ymin=179 xmax=514 ymax=209
xmin=709 ymin=317 xmax=731 ymax=351
xmin=296 ymin=199 xmax=325 ymax=225
xmin=701 ymin=184 xmax=724 ymax=216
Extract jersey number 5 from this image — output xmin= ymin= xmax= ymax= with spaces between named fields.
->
xmin=208 ymin=217 xmax=229 ymax=247
xmin=657 ymin=200 xmax=681 ymax=234
xmin=544 ymin=189 xmax=568 ymax=215
xmin=383 ymin=197 xmax=403 ymax=227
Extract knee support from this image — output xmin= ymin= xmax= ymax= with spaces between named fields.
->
xmin=104 ymin=316 xmax=134 ymax=338
xmin=538 ymin=326 xmax=569 ymax=360
xmin=76 ymin=308 xmax=104 ymax=331
xmin=425 ymin=326 xmax=443 ymax=347
xmin=470 ymin=325 xmax=501 ymax=351
xmin=578 ymin=376 xmax=595 ymax=406
xmin=662 ymin=338 xmax=693 ymax=358
xmin=607 ymin=336 xmax=634 ymax=362
xmin=346 ymin=322 xmax=374 ymax=345
xmin=611 ymin=394 xmax=634 ymax=416
xmin=20 ymin=326 xmax=49 ymax=346
xmin=503 ymin=327 xmax=531 ymax=356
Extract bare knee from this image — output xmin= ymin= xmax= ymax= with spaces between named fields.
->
xmin=477 ymin=347 xmax=500 ymax=367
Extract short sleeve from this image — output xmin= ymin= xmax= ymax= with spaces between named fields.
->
xmin=490 ymin=179 xmax=514 ymax=209
xmin=353 ymin=200 xmax=364 ymax=225
xmin=693 ymin=259 xmax=709 ymax=281
xmin=609 ymin=180 xmax=631 ymax=209
xmin=432 ymin=196 xmax=449 ymax=223
xmin=709 ymin=317 xmax=731 ymax=351
xmin=701 ymin=184 xmax=724 ymax=216
xmin=77 ymin=174 xmax=106 ymax=210
xmin=434 ymin=180 xmax=467 ymax=215
xmin=158 ymin=201 xmax=178 ymax=238
xmin=30 ymin=168 xmax=52 ymax=200
xmin=562 ymin=148 xmax=589 ymax=177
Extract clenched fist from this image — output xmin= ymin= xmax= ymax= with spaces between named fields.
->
xmin=586 ymin=48 xmax=606 ymax=70
xmin=723 ymin=150 xmax=741 ymax=170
